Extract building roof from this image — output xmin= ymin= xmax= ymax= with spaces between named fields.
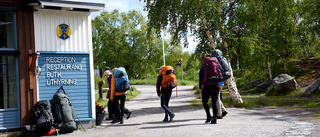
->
xmin=29 ymin=0 xmax=105 ymax=12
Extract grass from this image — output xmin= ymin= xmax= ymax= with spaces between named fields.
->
xmin=95 ymin=86 xmax=141 ymax=107
xmin=190 ymin=85 xmax=320 ymax=109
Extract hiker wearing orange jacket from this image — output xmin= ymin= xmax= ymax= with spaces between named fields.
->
xmin=110 ymin=68 xmax=131 ymax=124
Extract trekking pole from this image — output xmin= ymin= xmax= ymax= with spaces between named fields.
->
xmin=176 ymin=86 xmax=178 ymax=97
xmin=73 ymin=109 xmax=86 ymax=132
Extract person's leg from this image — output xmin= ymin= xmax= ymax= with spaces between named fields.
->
xmin=210 ymin=84 xmax=220 ymax=124
xmin=217 ymin=92 xmax=223 ymax=118
xmin=124 ymin=107 xmax=132 ymax=119
xmin=165 ymin=90 xmax=174 ymax=121
xmin=202 ymin=85 xmax=211 ymax=123
xmin=119 ymin=95 xmax=126 ymax=124
xmin=106 ymin=100 xmax=114 ymax=120
xmin=161 ymin=90 xmax=173 ymax=121
xmin=111 ymin=96 xmax=120 ymax=123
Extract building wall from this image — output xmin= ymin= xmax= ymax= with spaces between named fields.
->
xmin=34 ymin=9 xmax=91 ymax=52
xmin=33 ymin=9 xmax=96 ymax=121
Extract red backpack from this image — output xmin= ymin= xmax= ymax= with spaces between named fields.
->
xmin=203 ymin=57 xmax=223 ymax=84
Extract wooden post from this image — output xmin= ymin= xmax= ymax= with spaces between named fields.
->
xmin=98 ymin=80 xmax=105 ymax=99
xmin=28 ymin=50 xmax=39 ymax=90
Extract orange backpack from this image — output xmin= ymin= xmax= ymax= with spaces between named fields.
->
xmin=161 ymin=66 xmax=177 ymax=88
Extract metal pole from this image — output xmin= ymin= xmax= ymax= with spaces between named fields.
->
xmin=162 ymin=31 xmax=165 ymax=66
xmin=180 ymin=59 xmax=183 ymax=81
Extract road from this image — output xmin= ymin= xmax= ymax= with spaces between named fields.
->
xmin=59 ymin=85 xmax=316 ymax=137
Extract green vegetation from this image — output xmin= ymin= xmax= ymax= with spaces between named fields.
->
xmin=95 ymin=86 xmax=141 ymax=106
xmin=94 ymin=76 xmax=109 ymax=90
xmin=191 ymin=86 xmax=320 ymax=109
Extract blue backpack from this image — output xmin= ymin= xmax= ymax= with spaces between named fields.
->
xmin=114 ymin=67 xmax=130 ymax=92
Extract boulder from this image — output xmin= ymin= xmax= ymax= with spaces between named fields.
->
xmin=257 ymin=80 xmax=272 ymax=92
xmin=272 ymin=74 xmax=298 ymax=92
xmin=246 ymin=79 xmax=262 ymax=89
xmin=304 ymin=79 xmax=320 ymax=95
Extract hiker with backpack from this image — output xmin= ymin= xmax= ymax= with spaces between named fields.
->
xmin=104 ymin=67 xmax=114 ymax=120
xmin=211 ymin=49 xmax=230 ymax=119
xmin=156 ymin=65 xmax=177 ymax=122
xmin=110 ymin=67 xmax=132 ymax=124
xmin=199 ymin=54 xmax=224 ymax=124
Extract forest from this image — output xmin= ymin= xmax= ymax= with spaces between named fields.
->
xmin=92 ymin=0 xmax=320 ymax=89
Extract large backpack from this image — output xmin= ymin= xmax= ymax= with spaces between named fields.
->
xmin=114 ymin=67 xmax=130 ymax=92
xmin=52 ymin=88 xmax=77 ymax=133
xmin=161 ymin=66 xmax=177 ymax=88
xmin=212 ymin=49 xmax=231 ymax=80
xmin=203 ymin=57 xmax=223 ymax=84
xmin=34 ymin=100 xmax=54 ymax=134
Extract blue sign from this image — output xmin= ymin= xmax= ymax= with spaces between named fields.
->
xmin=37 ymin=52 xmax=92 ymax=120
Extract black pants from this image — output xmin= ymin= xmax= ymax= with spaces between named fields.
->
xmin=113 ymin=95 xmax=126 ymax=120
xmin=202 ymin=83 xmax=220 ymax=118
xmin=107 ymin=100 xmax=114 ymax=119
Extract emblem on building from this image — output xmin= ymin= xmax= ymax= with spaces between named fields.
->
xmin=56 ymin=24 xmax=71 ymax=40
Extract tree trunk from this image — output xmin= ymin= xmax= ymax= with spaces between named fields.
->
xmin=267 ymin=52 xmax=272 ymax=80
xmin=225 ymin=62 xmax=243 ymax=103
xmin=222 ymin=41 xmax=243 ymax=103
xmin=198 ymin=0 xmax=215 ymax=50
xmin=143 ymin=47 xmax=153 ymax=79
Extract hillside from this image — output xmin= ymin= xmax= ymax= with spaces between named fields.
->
xmin=295 ymin=56 xmax=320 ymax=89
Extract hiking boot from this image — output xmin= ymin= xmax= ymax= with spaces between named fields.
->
xmin=169 ymin=113 xmax=175 ymax=122
xmin=163 ymin=117 xmax=169 ymax=122
xmin=110 ymin=119 xmax=120 ymax=124
xmin=205 ymin=116 xmax=212 ymax=123
xmin=210 ymin=117 xmax=217 ymax=124
xmin=119 ymin=119 xmax=123 ymax=124
xmin=217 ymin=116 xmax=223 ymax=119
xmin=126 ymin=112 xmax=132 ymax=119
xmin=222 ymin=111 xmax=228 ymax=117
xmin=110 ymin=115 xmax=120 ymax=124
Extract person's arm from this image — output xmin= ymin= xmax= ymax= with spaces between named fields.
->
xmin=199 ymin=67 xmax=204 ymax=93
xmin=110 ymin=78 xmax=116 ymax=101
xmin=156 ymin=74 xmax=162 ymax=96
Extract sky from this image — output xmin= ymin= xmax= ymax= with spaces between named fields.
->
xmin=69 ymin=0 xmax=197 ymax=53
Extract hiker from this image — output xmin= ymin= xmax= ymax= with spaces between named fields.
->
xmin=105 ymin=67 xmax=132 ymax=121
xmin=156 ymin=65 xmax=176 ymax=122
xmin=199 ymin=53 xmax=223 ymax=124
xmin=110 ymin=67 xmax=131 ymax=124
xmin=217 ymin=81 xmax=228 ymax=119
xmin=104 ymin=67 xmax=113 ymax=120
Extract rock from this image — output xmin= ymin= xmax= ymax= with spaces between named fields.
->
xmin=257 ymin=80 xmax=272 ymax=92
xmin=193 ymin=85 xmax=199 ymax=90
xmin=304 ymin=79 xmax=320 ymax=95
xmin=246 ymin=79 xmax=262 ymax=89
xmin=272 ymin=74 xmax=298 ymax=92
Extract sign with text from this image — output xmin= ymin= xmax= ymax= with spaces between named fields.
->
xmin=37 ymin=53 xmax=92 ymax=120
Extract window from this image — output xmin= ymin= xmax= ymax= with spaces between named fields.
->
xmin=0 ymin=10 xmax=15 ymax=49
xmin=0 ymin=56 xmax=17 ymax=109
xmin=0 ymin=10 xmax=18 ymax=109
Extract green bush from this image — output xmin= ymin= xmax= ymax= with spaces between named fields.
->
xmin=94 ymin=76 xmax=109 ymax=90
